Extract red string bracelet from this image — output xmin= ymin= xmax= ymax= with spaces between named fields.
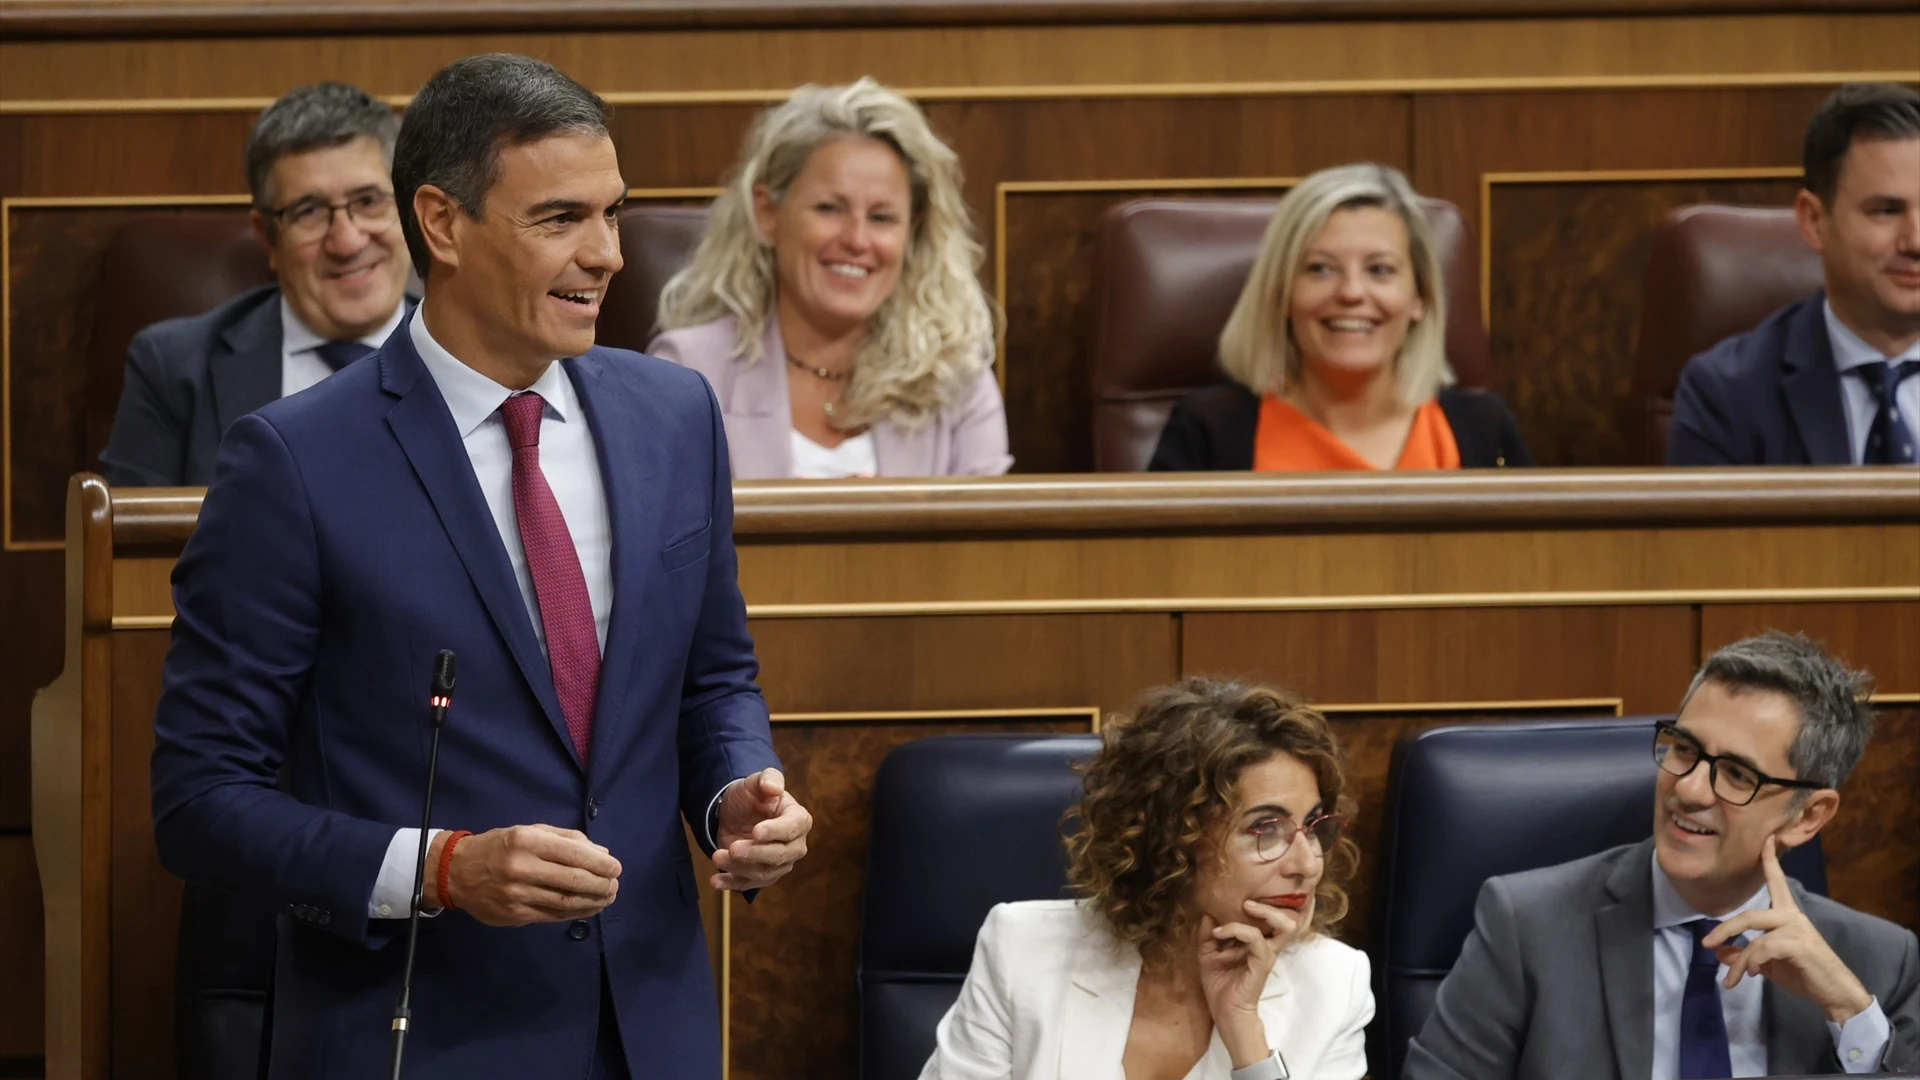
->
xmin=438 ymin=830 xmax=473 ymax=912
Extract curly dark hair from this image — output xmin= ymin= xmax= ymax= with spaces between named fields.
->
xmin=1064 ymin=677 xmax=1360 ymax=967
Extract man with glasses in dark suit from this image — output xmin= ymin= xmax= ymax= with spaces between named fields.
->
xmin=1406 ymin=631 xmax=1920 ymax=1080
xmin=101 ymin=81 xmax=415 ymax=486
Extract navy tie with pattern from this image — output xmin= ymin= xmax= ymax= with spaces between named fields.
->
xmin=1852 ymin=359 xmax=1920 ymax=465
xmin=1680 ymin=918 xmax=1734 ymax=1079
xmin=314 ymin=340 xmax=375 ymax=373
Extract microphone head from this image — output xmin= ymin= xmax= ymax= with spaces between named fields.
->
xmin=432 ymin=650 xmax=457 ymax=697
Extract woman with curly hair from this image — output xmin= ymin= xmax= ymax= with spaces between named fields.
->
xmin=649 ymin=78 xmax=1009 ymax=479
xmin=920 ymin=678 xmax=1371 ymax=1080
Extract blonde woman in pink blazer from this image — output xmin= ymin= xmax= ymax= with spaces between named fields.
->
xmin=649 ymin=79 xmax=1010 ymax=479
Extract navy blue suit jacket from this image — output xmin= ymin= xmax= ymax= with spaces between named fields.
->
xmin=101 ymin=284 xmax=287 ymax=487
xmin=149 ymin=325 xmax=779 ymax=1079
xmin=1667 ymin=291 xmax=1853 ymax=465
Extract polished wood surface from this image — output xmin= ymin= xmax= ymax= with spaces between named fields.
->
xmin=0 ymin=835 xmax=45 ymax=1061
xmin=25 ymin=473 xmax=1920 ymax=1079
xmin=6 ymin=16 xmax=1918 ymax=105
xmin=6 ymin=0 xmax=1918 ymax=38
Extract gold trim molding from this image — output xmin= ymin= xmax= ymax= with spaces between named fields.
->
xmin=1 ymin=189 xmax=715 ymax=552
xmin=2 ymin=193 xmax=252 ymax=552
xmin=5 ymin=71 xmax=1919 ymax=116
xmin=719 ymin=704 xmax=1100 ymax=1074
xmin=992 ymin=175 xmax=1298 ymax=385
xmin=107 ymin=585 xmax=1920 ymax=629
xmin=1476 ymin=166 xmax=1805 ymax=330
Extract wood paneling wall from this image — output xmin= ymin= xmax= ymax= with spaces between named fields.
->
xmin=7 ymin=8 xmax=1920 ymax=1076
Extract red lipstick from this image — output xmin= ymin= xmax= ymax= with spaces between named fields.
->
xmin=1261 ymin=894 xmax=1310 ymax=910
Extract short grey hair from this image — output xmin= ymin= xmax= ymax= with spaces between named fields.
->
xmin=1679 ymin=631 xmax=1875 ymax=790
xmin=246 ymin=82 xmax=400 ymax=209
xmin=391 ymin=53 xmax=612 ymax=280
xmin=1217 ymin=163 xmax=1452 ymax=407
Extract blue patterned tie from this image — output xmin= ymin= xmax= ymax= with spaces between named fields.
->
xmin=1852 ymin=360 xmax=1920 ymax=465
xmin=1680 ymin=918 xmax=1734 ymax=1079
xmin=314 ymin=340 xmax=375 ymax=373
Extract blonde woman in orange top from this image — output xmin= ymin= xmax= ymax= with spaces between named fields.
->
xmin=1149 ymin=163 xmax=1532 ymax=472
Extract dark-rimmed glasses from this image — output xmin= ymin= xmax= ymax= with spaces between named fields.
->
xmin=1652 ymin=721 xmax=1825 ymax=806
xmin=1243 ymin=810 xmax=1347 ymax=863
xmin=263 ymin=189 xmax=397 ymax=242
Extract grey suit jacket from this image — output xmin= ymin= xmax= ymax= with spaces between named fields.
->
xmin=1404 ymin=839 xmax=1920 ymax=1080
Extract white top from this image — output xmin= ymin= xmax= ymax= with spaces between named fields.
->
xmin=364 ymin=306 xmax=616 ymax=921
xmin=279 ymin=295 xmax=407 ymax=398
xmin=789 ymin=428 xmax=879 ymax=479
xmin=1648 ymin=848 xmax=1888 ymax=1078
xmin=1823 ymin=299 xmax=1920 ymax=465
xmin=919 ymin=899 xmax=1372 ymax=1080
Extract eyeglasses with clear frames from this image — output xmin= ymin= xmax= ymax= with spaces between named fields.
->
xmin=264 ymin=189 xmax=398 ymax=242
xmin=1242 ymin=810 xmax=1346 ymax=863
xmin=1651 ymin=721 xmax=1825 ymax=807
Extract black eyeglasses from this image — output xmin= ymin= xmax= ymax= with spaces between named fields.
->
xmin=1652 ymin=722 xmax=1825 ymax=806
xmin=263 ymin=189 xmax=397 ymax=242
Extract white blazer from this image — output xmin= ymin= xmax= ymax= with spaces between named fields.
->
xmin=920 ymin=899 xmax=1373 ymax=1080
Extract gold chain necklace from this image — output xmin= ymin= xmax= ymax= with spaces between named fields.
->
xmin=786 ymin=354 xmax=853 ymax=417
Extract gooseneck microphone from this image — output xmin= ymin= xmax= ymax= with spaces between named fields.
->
xmin=390 ymin=649 xmax=457 ymax=1080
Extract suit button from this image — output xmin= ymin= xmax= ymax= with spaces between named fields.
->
xmin=587 ymin=799 xmax=599 ymax=820
xmin=568 ymin=920 xmax=591 ymax=941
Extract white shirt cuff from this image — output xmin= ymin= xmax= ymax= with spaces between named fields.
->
xmin=369 ymin=827 xmax=445 ymax=919
xmin=1826 ymin=995 xmax=1890 ymax=1073
xmin=705 ymin=779 xmax=745 ymax=851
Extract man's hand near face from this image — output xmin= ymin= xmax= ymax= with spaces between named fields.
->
xmin=1705 ymin=835 xmax=1876 ymax=1024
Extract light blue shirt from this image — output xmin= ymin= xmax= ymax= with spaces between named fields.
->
xmin=1823 ymin=300 xmax=1920 ymax=465
xmin=364 ymin=307 xmax=736 ymax=919
xmin=1649 ymin=850 xmax=1889 ymax=1078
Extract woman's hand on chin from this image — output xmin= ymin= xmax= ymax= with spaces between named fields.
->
xmin=1197 ymin=899 xmax=1297 ymax=1066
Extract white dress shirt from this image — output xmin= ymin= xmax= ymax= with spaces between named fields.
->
xmin=279 ymin=295 xmax=406 ymax=398
xmin=364 ymin=308 xmax=743 ymax=919
xmin=1649 ymin=849 xmax=1889 ymax=1078
xmin=1824 ymin=300 xmax=1920 ymax=465
xmin=368 ymin=308 xmax=613 ymax=919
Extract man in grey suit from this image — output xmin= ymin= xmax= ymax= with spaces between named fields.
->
xmin=100 ymin=81 xmax=414 ymax=486
xmin=1405 ymin=631 xmax=1920 ymax=1080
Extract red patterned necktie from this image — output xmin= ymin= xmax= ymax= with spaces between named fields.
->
xmin=499 ymin=392 xmax=601 ymax=764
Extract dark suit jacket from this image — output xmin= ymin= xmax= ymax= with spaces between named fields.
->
xmin=149 ymin=325 xmax=779 ymax=1079
xmin=1147 ymin=383 xmax=1534 ymax=470
xmin=1667 ymin=292 xmax=1854 ymax=466
xmin=99 ymin=284 xmax=415 ymax=487
xmin=1403 ymin=839 xmax=1920 ymax=1080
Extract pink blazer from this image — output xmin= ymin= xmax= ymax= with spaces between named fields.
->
xmin=647 ymin=315 xmax=1013 ymax=480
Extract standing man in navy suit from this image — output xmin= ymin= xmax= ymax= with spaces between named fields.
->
xmin=101 ymin=81 xmax=417 ymax=486
xmin=1669 ymin=82 xmax=1920 ymax=465
xmin=150 ymin=53 xmax=812 ymax=1079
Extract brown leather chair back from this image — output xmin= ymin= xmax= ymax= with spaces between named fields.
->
xmin=1085 ymin=196 xmax=1489 ymax=472
xmin=1629 ymin=205 xmax=1822 ymax=463
xmin=85 ymin=212 xmax=273 ymax=466
xmin=599 ymin=204 xmax=712 ymax=354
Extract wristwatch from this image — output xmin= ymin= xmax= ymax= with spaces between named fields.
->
xmin=1229 ymin=1050 xmax=1290 ymax=1080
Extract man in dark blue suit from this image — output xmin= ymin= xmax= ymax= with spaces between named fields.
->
xmin=101 ymin=82 xmax=417 ymax=486
xmin=150 ymin=54 xmax=812 ymax=1079
xmin=1669 ymin=82 xmax=1920 ymax=466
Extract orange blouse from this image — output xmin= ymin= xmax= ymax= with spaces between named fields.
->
xmin=1252 ymin=394 xmax=1462 ymax=472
